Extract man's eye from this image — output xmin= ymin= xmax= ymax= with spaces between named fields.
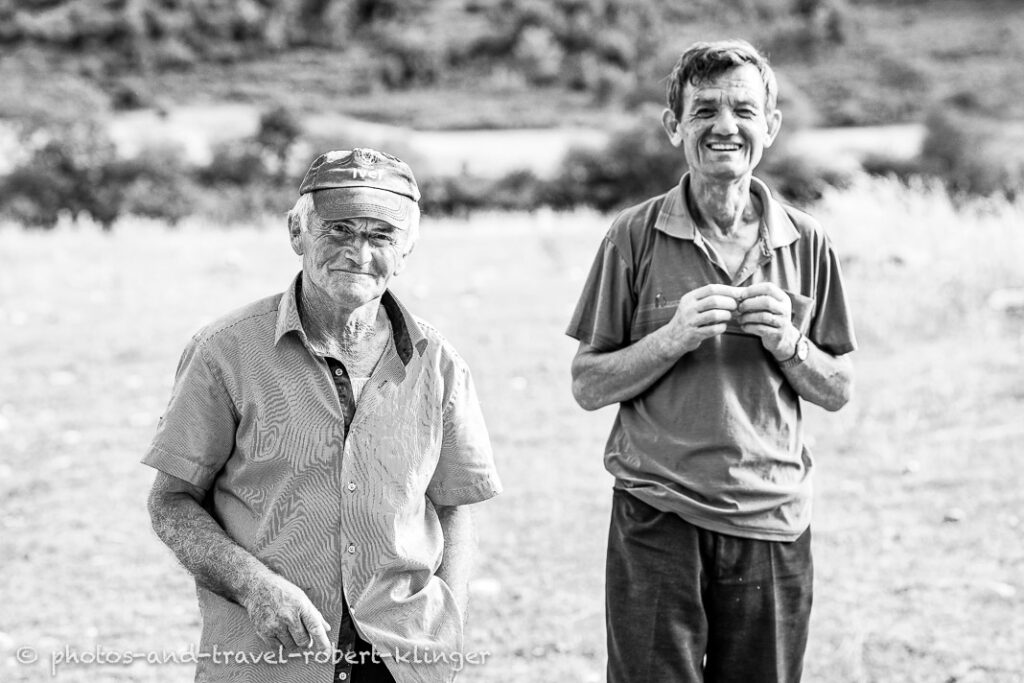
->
xmin=737 ymin=109 xmax=756 ymax=118
xmin=371 ymin=233 xmax=396 ymax=244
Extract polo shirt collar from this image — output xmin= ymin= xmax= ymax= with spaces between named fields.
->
xmin=654 ymin=173 xmax=800 ymax=249
xmin=274 ymin=273 xmax=428 ymax=366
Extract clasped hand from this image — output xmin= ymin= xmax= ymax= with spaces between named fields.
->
xmin=664 ymin=282 xmax=799 ymax=359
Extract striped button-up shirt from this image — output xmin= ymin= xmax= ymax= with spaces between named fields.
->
xmin=144 ymin=274 xmax=502 ymax=683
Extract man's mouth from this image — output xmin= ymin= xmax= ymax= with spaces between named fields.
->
xmin=706 ymin=142 xmax=742 ymax=151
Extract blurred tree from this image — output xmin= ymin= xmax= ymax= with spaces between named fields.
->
xmin=255 ymin=105 xmax=303 ymax=183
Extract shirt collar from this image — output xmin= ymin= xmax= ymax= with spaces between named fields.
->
xmin=274 ymin=273 xmax=428 ymax=366
xmin=654 ymin=173 xmax=800 ymax=249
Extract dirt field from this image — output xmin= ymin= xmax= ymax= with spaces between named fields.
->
xmin=1 ymin=177 xmax=1022 ymax=682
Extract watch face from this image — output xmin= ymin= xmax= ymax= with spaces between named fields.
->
xmin=797 ymin=337 xmax=810 ymax=361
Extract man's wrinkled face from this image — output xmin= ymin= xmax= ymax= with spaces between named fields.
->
xmin=292 ymin=214 xmax=412 ymax=309
xmin=663 ymin=64 xmax=781 ymax=182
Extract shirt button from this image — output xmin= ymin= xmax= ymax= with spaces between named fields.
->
xmin=338 ymin=673 xmax=348 ymax=681
xmin=347 ymin=544 xmax=356 ymax=554
xmin=334 ymin=368 xmax=344 ymax=376
xmin=347 ymin=482 xmax=356 ymax=492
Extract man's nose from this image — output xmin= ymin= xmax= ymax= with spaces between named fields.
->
xmin=711 ymin=110 xmax=738 ymax=135
xmin=343 ymin=237 xmax=372 ymax=264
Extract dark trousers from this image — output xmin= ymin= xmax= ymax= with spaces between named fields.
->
xmin=606 ymin=489 xmax=813 ymax=683
xmin=333 ymin=595 xmax=396 ymax=683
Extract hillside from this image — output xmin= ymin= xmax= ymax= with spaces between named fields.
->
xmin=2 ymin=0 xmax=1023 ymax=130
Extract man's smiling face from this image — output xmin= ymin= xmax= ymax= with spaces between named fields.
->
xmin=663 ymin=63 xmax=782 ymax=182
xmin=295 ymin=213 xmax=412 ymax=309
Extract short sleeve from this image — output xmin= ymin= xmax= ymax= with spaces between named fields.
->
xmin=426 ymin=364 xmax=502 ymax=507
xmin=142 ymin=337 xmax=238 ymax=490
xmin=565 ymin=235 xmax=635 ymax=351
xmin=809 ymin=238 xmax=857 ymax=356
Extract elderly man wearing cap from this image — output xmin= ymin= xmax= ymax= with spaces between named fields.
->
xmin=145 ymin=148 xmax=501 ymax=683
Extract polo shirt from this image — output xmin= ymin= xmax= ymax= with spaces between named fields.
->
xmin=566 ymin=174 xmax=856 ymax=541
xmin=144 ymin=274 xmax=502 ymax=683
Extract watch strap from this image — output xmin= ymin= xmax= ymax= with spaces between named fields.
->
xmin=779 ymin=333 xmax=807 ymax=369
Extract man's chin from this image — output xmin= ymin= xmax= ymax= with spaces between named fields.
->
xmin=692 ymin=164 xmax=754 ymax=182
xmin=324 ymin=283 xmax=386 ymax=308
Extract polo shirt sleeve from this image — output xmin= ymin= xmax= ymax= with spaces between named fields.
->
xmin=565 ymin=234 xmax=635 ymax=352
xmin=427 ymin=363 xmax=502 ymax=507
xmin=809 ymin=237 xmax=858 ymax=356
xmin=142 ymin=336 xmax=238 ymax=491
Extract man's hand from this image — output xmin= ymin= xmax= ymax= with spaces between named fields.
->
xmin=241 ymin=573 xmax=333 ymax=653
xmin=660 ymin=284 xmax=746 ymax=356
xmin=736 ymin=282 xmax=799 ymax=359
xmin=148 ymin=473 xmax=334 ymax=655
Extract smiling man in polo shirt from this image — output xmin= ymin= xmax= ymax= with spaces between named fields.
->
xmin=567 ymin=41 xmax=856 ymax=682
xmin=145 ymin=148 xmax=501 ymax=683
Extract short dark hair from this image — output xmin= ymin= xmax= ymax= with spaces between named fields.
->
xmin=666 ymin=40 xmax=778 ymax=119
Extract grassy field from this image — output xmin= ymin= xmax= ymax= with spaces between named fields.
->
xmin=1 ymin=177 xmax=1022 ymax=682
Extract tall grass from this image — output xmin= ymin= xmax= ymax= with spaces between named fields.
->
xmin=813 ymin=176 xmax=1024 ymax=349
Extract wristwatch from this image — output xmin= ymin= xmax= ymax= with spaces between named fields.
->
xmin=779 ymin=333 xmax=809 ymax=369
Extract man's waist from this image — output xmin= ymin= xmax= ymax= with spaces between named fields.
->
xmin=606 ymin=453 xmax=813 ymax=541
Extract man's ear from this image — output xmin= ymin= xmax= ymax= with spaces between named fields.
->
xmin=764 ymin=108 xmax=783 ymax=149
xmin=661 ymin=108 xmax=683 ymax=148
xmin=393 ymin=242 xmax=415 ymax=276
xmin=288 ymin=213 xmax=304 ymax=255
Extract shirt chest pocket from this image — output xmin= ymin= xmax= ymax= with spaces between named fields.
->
xmin=630 ymin=299 xmax=679 ymax=342
xmin=784 ymin=290 xmax=816 ymax=334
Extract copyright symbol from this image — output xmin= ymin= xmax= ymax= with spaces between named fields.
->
xmin=15 ymin=646 xmax=38 ymax=664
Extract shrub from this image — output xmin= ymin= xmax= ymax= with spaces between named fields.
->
xmin=0 ymin=124 xmax=122 ymax=228
xmin=0 ymin=123 xmax=200 ymax=229
xmin=488 ymin=170 xmax=546 ymax=212
xmin=762 ymin=0 xmax=851 ymax=63
xmin=107 ymin=76 xmax=154 ymax=110
xmin=759 ymin=152 xmax=853 ymax=206
xmin=861 ymin=153 xmax=928 ymax=184
xmin=920 ymin=95 xmax=1024 ymax=199
xmin=545 ymin=110 xmax=686 ymax=212
xmin=113 ymin=143 xmax=196 ymax=224
xmin=198 ymin=141 xmax=268 ymax=186
xmin=255 ymin=105 xmax=303 ymax=181
xmin=418 ymin=174 xmax=492 ymax=218
xmin=416 ymin=169 xmax=547 ymax=218
xmin=189 ymin=182 xmax=296 ymax=225
xmin=375 ymin=25 xmax=447 ymax=88
xmin=514 ymin=25 xmax=564 ymax=85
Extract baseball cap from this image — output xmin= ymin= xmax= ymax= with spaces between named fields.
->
xmin=298 ymin=148 xmax=420 ymax=230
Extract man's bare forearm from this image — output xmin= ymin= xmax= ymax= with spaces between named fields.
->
xmin=148 ymin=472 xmax=332 ymax=650
xmin=435 ymin=504 xmax=476 ymax=621
xmin=147 ymin=473 xmax=270 ymax=606
xmin=778 ymin=342 xmax=854 ymax=412
xmin=571 ymin=330 xmax=684 ymax=411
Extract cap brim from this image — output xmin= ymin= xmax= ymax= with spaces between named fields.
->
xmin=312 ymin=187 xmax=416 ymax=230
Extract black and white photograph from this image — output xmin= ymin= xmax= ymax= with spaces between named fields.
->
xmin=1 ymin=1 xmax=1023 ymax=682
